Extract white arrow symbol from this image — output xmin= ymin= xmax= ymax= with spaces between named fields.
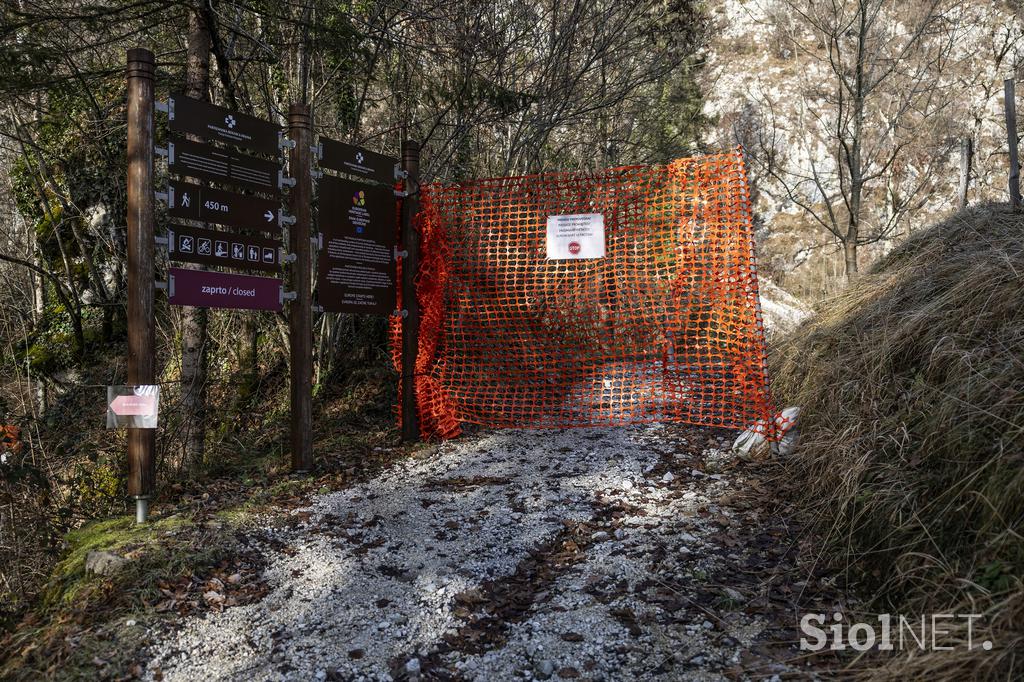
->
xmin=264 ymin=210 xmax=274 ymax=222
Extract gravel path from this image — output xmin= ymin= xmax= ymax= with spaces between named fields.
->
xmin=143 ymin=424 xmax=832 ymax=681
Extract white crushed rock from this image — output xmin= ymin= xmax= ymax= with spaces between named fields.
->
xmin=758 ymin=278 xmax=811 ymax=334
xmin=143 ymin=424 xmax=813 ymax=681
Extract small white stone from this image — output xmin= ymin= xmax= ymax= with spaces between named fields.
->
xmin=661 ymin=472 xmax=675 ymax=483
xmin=405 ymin=658 xmax=421 ymax=675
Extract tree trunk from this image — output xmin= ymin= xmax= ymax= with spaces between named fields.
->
xmin=958 ymin=137 xmax=973 ymax=211
xmin=843 ymin=237 xmax=859 ymax=281
xmin=179 ymin=7 xmax=213 ymax=472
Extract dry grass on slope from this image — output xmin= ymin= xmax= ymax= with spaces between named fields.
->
xmin=771 ymin=204 xmax=1023 ymax=680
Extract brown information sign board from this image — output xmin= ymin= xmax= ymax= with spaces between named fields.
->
xmin=168 ymin=225 xmax=281 ymax=273
xmin=168 ymin=267 xmax=282 ymax=311
xmin=169 ymin=94 xmax=281 ymax=156
xmin=169 ymin=136 xmax=281 ymax=196
xmin=319 ymin=137 xmax=398 ymax=185
xmin=168 ymin=181 xmax=280 ymax=233
xmin=317 ymin=175 xmax=397 ymax=314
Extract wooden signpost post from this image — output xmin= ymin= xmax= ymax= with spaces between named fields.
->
xmin=400 ymin=141 xmax=420 ymax=442
xmin=126 ymin=48 xmax=157 ymax=524
xmin=123 ymin=47 xmax=422 ymax=522
xmin=287 ymin=104 xmax=313 ymax=474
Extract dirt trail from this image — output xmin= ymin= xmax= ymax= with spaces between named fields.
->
xmin=143 ymin=425 xmax=841 ymax=681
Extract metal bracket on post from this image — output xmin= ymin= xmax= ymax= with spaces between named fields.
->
xmin=281 ymin=290 xmax=298 ymax=304
xmin=392 ymin=309 xmax=409 ymax=318
xmin=312 ymin=143 xmax=323 ymax=160
xmin=155 ymin=278 xmax=173 ymax=299
xmin=281 ymin=249 xmax=297 ymax=264
xmin=154 ymin=191 xmax=168 ymax=203
xmin=311 ymin=233 xmax=322 ymax=250
xmin=312 ymin=169 xmax=323 ymax=180
xmin=394 ymin=246 xmax=408 ymax=261
xmin=279 ymin=209 xmax=297 ymax=228
xmin=278 ymin=170 xmax=297 ymax=190
xmin=155 ymin=99 xmax=176 ymax=121
xmin=279 ymin=132 xmax=296 ymax=151
xmin=154 ymin=235 xmax=169 ymax=247
xmin=154 ymin=97 xmax=175 ymax=120
xmin=312 ymin=304 xmax=324 ymax=313
xmin=394 ymin=164 xmax=408 ymax=181
xmin=394 ymin=189 xmax=408 ymax=198
xmin=155 ymin=141 xmax=175 ymax=164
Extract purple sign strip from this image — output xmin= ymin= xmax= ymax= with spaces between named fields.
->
xmin=168 ymin=267 xmax=282 ymax=312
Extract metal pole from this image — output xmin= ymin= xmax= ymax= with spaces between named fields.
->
xmin=1005 ymin=79 xmax=1021 ymax=208
xmin=288 ymin=104 xmax=314 ymax=472
xmin=400 ymin=139 xmax=421 ymax=442
xmin=135 ymin=497 xmax=149 ymax=524
xmin=126 ymin=48 xmax=156 ymax=522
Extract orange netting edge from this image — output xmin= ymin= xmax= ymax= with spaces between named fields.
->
xmin=392 ymin=148 xmax=776 ymax=440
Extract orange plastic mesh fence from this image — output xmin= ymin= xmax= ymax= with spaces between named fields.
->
xmin=391 ymin=149 xmax=773 ymax=439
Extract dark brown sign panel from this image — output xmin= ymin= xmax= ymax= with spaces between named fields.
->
xmin=169 ymin=94 xmax=281 ymax=156
xmin=168 ymin=225 xmax=281 ymax=273
xmin=317 ymin=175 xmax=397 ymax=314
xmin=319 ymin=137 xmax=398 ymax=185
xmin=169 ymin=136 xmax=281 ymax=196
xmin=168 ymin=267 xmax=282 ymax=311
xmin=168 ymin=181 xmax=280 ymax=233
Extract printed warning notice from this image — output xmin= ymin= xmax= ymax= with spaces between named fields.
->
xmin=546 ymin=213 xmax=605 ymax=260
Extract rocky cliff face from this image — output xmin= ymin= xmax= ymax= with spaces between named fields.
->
xmin=703 ymin=0 xmax=1024 ymax=299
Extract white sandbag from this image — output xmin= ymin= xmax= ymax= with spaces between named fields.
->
xmin=732 ymin=406 xmax=800 ymax=457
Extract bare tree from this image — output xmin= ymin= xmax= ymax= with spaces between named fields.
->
xmin=178 ymin=4 xmax=214 ymax=471
xmin=763 ymin=0 xmax=962 ymax=280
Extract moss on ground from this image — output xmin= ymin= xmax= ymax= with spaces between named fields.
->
xmin=43 ymin=514 xmax=191 ymax=607
xmin=1 ymin=508 xmax=250 ymax=681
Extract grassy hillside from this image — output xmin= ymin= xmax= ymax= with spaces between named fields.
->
xmin=772 ymin=204 xmax=1023 ymax=678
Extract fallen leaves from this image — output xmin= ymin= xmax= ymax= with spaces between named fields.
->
xmin=154 ymin=555 xmax=266 ymax=616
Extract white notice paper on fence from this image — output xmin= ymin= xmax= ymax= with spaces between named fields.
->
xmin=546 ymin=213 xmax=605 ymax=260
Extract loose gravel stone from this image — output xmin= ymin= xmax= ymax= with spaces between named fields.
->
xmin=141 ymin=425 xmax=831 ymax=681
